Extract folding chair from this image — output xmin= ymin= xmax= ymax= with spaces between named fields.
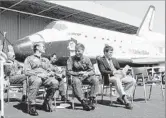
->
xmin=132 ymin=67 xmax=164 ymax=102
xmin=6 ymin=77 xmax=27 ymax=103
xmin=2 ymin=62 xmax=25 ymax=102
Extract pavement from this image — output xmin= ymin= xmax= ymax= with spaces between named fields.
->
xmin=0 ymin=85 xmax=165 ymax=118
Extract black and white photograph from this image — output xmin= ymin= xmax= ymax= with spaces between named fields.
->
xmin=0 ymin=1 xmax=165 ymax=118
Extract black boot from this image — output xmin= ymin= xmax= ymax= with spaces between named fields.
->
xmin=89 ymin=97 xmax=96 ymax=110
xmin=21 ymin=95 xmax=27 ymax=103
xmin=61 ymin=95 xmax=67 ymax=102
xmin=42 ymin=99 xmax=53 ymax=112
xmin=81 ymin=99 xmax=91 ymax=111
xmin=116 ymin=97 xmax=124 ymax=105
xmin=43 ymin=88 xmax=56 ymax=112
xmin=29 ymin=105 xmax=38 ymax=116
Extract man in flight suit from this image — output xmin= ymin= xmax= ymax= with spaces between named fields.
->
xmin=67 ymin=43 xmax=99 ymax=111
xmin=24 ymin=42 xmax=59 ymax=116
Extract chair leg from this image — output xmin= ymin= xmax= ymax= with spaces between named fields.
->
xmin=95 ymin=97 xmax=97 ymax=105
xmin=101 ymin=84 xmax=104 ymax=102
xmin=72 ymin=91 xmax=75 ymax=110
xmin=43 ymin=91 xmax=45 ymax=100
xmin=53 ymin=94 xmax=56 ymax=111
xmin=26 ymin=78 xmax=30 ymax=113
xmin=143 ymin=84 xmax=147 ymax=102
xmin=66 ymin=85 xmax=69 ymax=103
xmin=109 ymin=86 xmax=113 ymax=105
xmin=131 ymin=96 xmax=133 ymax=103
xmin=148 ymin=85 xmax=152 ymax=100
xmin=7 ymin=87 xmax=10 ymax=103
xmin=160 ymin=82 xmax=164 ymax=100
xmin=105 ymin=87 xmax=108 ymax=95
xmin=133 ymin=85 xmax=137 ymax=101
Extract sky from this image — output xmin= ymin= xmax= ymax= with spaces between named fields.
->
xmin=95 ymin=1 xmax=165 ymax=35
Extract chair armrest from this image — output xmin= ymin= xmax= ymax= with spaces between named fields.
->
xmin=135 ymin=73 xmax=143 ymax=75
xmin=153 ymin=72 xmax=162 ymax=75
xmin=95 ymin=74 xmax=101 ymax=76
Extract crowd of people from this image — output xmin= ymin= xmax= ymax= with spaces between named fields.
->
xmin=1 ymin=42 xmax=136 ymax=116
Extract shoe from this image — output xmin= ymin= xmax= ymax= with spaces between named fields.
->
xmin=43 ymin=88 xmax=56 ymax=112
xmin=61 ymin=96 xmax=67 ymax=102
xmin=29 ymin=105 xmax=38 ymax=116
xmin=122 ymin=95 xmax=129 ymax=104
xmin=89 ymin=97 xmax=96 ymax=110
xmin=125 ymin=103 xmax=133 ymax=110
xmin=21 ymin=95 xmax=27 ymax=102
xmin=122 ymin=95 xmax=133 ymax=110
xmin=81 ymin=100 xmax=91 ymax=111
xmin=116 ymin=97 xmax=124 ymax=105
xmin=42 ymin=100 xmax=53 ymax=112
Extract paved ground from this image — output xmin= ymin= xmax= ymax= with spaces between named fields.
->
xmin=1 ymin=85 xmax=165 ymax=118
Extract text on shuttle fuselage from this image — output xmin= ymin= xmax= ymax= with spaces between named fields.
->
xmin=129 ymin=49 xmax=149 ymax=55
xmin=68 ymin=33 xmax=81 ymax=36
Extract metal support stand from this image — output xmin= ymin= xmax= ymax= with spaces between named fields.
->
xmin=0 ymin=61 xmax=5 ymax=118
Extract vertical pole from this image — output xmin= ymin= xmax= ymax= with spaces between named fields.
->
xmin=0 ymin=61 xmax=5 ymax=118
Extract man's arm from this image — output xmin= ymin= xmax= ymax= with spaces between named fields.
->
xmin=24 ymin=57 xmax=37 ymax=76
xmin=66 ymin=57 xmax=80 ymax=76
xmin=97 ymin=58 xmax=114 ymax=76
xmin=48 ymin=61 xmax=64 ymax=78
xmin=85 ymin=57 xmax=95 ymax=76
xmin=113 ymin=58 xmax=121 ymax=70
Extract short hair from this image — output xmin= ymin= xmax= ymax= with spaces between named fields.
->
xmin=32 ymin=42 xmax=44 ymax=52
xmin=75 ymin=43 xmax=85 ymax=51
xmin=50 ymin=53 xmax=57 ymax=60
xmin=103 ymin=45 xmax=113 ymax=53
xmin=51 ymin=53 xmax=57 ymax=58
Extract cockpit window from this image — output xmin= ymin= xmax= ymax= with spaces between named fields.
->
xmin=53 ymin=23 xmax=68 ymax=31
xmin=45 ymin=21 xmax=68 ymax=31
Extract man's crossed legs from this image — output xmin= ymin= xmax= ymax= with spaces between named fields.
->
xmin=109 ymin=75 xmax=136 ymax=109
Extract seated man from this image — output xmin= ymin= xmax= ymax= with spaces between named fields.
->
xmin=4 ymin=52 xmax=27 ymax=101
xmin=24 ymin=42 xmax=59 ymax=116
xmin=67 ymin=43 xmax=99 ymax=111
xmin=50 ymin=53 xmax=67 ymax=101
xmin=97 ymin=45 xmax=136 ymax=110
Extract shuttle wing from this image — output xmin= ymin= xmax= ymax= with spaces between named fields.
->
xmin=130 ymin=57 xmax=165 ymax=64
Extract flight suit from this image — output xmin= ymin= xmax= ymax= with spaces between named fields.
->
xmin=67 ymin=55 xmax=99 ymax=101
xmin=24 ymin=55 xmax=59 ymax=105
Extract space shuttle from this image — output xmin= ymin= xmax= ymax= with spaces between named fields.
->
xmin=3 ymin=5 xmax=165 ymax=66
